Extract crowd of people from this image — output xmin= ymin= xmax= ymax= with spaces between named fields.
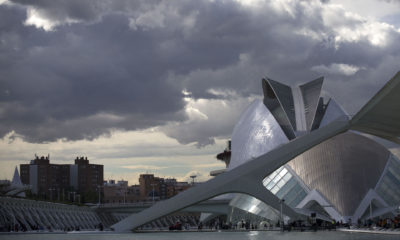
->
xmin=194 ymin=215 xmax=400 ymax=232
xmin=355 ymin=216 xmax=400 ymax=229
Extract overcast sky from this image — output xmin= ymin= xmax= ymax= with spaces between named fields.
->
xmin=1 ymin=0 xmax=399 ymax=184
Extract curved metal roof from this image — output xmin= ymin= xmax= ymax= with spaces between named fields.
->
xmin=229 ymin=99 xmax=289 ymax=170
xmin=262 ymin=78 xmax=296 ymax=139
xmin=288 ymin=132 xmax=390 ymax=216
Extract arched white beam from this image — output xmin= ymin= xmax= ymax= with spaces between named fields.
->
xmin=296 ymin=189 xmax=342 ymax=222
xmin=182 ymin=201 xmax=230 ymax=215
xmin=111 ymin=117 xmax=351 ymax=232
xmin=351 ymin=71 xmax=400 ymax=143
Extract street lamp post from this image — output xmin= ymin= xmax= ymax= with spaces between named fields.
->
xmin=279 ymin=199 xmax=285 ymax=231
xmin=123 ymin=186 xmax=127 ymax=204
xmin=98 ymin=185 xmax=102 ymax=206
xmin=370 ymin=200 xmax=373 ymax=221
xmin=151 ymin=183 xmax=157 ymax=204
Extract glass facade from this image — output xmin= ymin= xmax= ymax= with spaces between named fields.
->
xmin=262 ymin=78 xmax=296 ymax=139
xmin=262 ymin=166 xmax=308 ymax=208
xmin=228 ymin=205 xmax=271 ymax=226
xmin=230 ymin=193 xmax=279 ymax=217
xmin=229 ymin=165 xmax=308 ymax=222
xmin=376 ymin=154 xmax=400 ymax=206
xmin=299 ymin=77 xmax=324 ymax=131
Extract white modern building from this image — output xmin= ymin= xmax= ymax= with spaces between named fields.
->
xmin=112 ymin=71 xmax=400 ymax=232
xmin=227 ymin=77 xmax=400 ymax=224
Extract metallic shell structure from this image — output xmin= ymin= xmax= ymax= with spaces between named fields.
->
xmin=288 ymin=132 xmax=389 ymax=216
xmin=228 ymin=77 xmax=400 ymax=223
xmin=109 ymin=72 xmax=400 ymax=232
xmin=229 ymin=100 xmax=288 ymax=170
xmin=109 ymin=72 xmax=400 ymax=231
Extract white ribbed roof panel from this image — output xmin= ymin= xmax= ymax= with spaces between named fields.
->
xmin=351 ymin=71 xmax=400 ymax=143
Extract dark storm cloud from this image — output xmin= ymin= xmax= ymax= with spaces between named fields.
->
xmin=0 ymin=3 xmax=187 ymax=142
xmin=382 ymin=0 xmax=400 ymax=4
xmin=0 ymin=0 xmax=400 ymax=145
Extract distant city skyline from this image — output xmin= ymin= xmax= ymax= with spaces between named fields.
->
xmin=1 ymin=0 xmax=400 ymax=185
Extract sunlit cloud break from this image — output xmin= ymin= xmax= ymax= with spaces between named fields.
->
xmin=121 ymin=165 xmax=169 ymax=170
